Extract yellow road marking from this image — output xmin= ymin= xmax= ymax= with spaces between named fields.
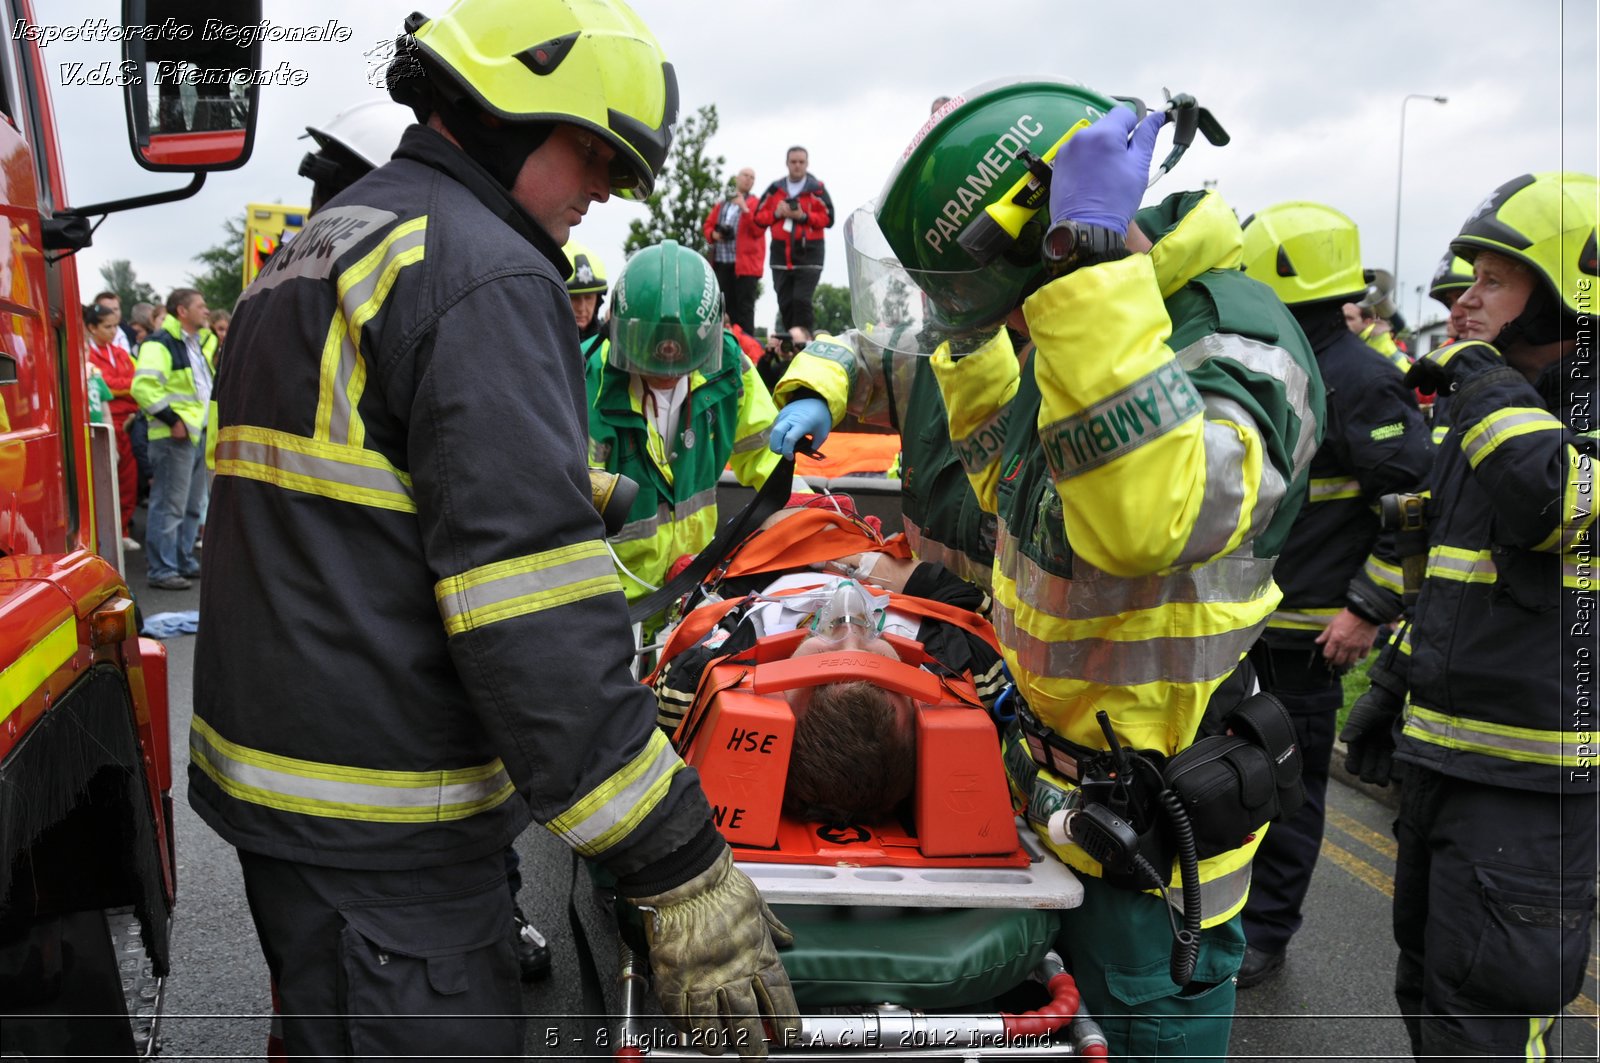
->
xmin=1325 ymin=807 xmax=1397 ymax=860
xmin=1320 ymin=837 xmax=1393 ymax=897
xmin=1321 ymin=837 xmax=1599 ymax=1029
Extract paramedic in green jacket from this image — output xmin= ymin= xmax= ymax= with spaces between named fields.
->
xmin=800 ymin=78 xmax=1324 ymax=1059
xmin=587 ymin=239 xmax=788 ymax=608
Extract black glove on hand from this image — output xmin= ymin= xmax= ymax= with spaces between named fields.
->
xmin=1404 ymin=338 xmax=1503 ymax=394
xmin=1338 ymin=683 xmax=1404 ymax=786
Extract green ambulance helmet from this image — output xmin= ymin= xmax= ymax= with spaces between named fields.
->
xmin=856 ymin=77 xmax=1123 ymax=348
xmin=609 ymin=239 xmax=724 ymax=378
xmin=1240 ymin=201 xmax=1367 ymax=305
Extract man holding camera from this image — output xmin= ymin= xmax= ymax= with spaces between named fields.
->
xmin=755 ymin=146 xmax=834 ymax=333
xmin=704 ymin=166 xmax=763 ymax=335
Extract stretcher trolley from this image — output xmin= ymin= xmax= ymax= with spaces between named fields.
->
xmin=613 ymin=609 xmax=1104 ymax=1059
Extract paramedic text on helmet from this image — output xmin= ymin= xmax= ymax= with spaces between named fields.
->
xmin=923 ymin=113 xmax=1048 ymax=254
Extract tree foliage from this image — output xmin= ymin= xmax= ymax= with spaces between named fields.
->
xmin=812 ymin=283 xmax=854 ymax=336
xmin=97 ymin=259 xmax=159 ymax=309
xmin=623 ymin=104 xmax=726 ymax=259
xmin=188 ymin=214 xmax=246 ymax=313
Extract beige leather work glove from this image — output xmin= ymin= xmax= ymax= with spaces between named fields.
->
xmin=627 ymin=847 xmax=800 ymax=1060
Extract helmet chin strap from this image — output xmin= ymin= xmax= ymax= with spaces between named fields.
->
xmin=1493 ymin=284 xmax=1567 ymax=350
xmin=431 ymin=92 xmax=552 ymax=189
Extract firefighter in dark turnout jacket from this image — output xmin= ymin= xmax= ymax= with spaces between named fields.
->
xmin=190 ymin=3 xmax=797 ymax=1059
xmin=1235 ymin=202 xmax=1433 ymax=987
xmin=1342 ymin=171 xmax=1598 ymax=1061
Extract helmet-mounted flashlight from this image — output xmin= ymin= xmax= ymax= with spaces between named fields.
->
xmin=956 ymin=89 xmax=1229 ymax=269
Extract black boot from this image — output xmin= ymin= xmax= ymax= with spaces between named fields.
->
xmin=513 ymin=907 xmax=552 ymax=982
xmin=1235 ymin=944 xmax=1285 ymax=989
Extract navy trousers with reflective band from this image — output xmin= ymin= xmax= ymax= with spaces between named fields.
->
xmin=1392 ymin=766 xmax=1597 ymax=1062
xmin=1241 ymin=651 xmax=1341 ymax=955
xmin=239 ymin=849 xmax=522 ymax=1060
xmin=1058 ymin=874 xmax=1245 ymax=1061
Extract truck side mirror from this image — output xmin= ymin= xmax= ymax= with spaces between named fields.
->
xmin=121 ymin=0 xmax=262 ymax=172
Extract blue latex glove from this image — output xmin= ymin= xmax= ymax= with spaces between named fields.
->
xmin=769 ymin=398 xmax=831 ymax=459
xmin=1049 ymin=106 xmax=1168 ymax=232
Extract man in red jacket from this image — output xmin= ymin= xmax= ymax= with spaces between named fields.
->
xmin=754 ymin=146 xmax=833 ymax=333
xmin=704 ymin=165 xmax=764 ymax=334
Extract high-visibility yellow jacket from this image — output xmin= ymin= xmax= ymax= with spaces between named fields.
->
xmin=189 ymin=126 xmax=724 ymax=890
xmin=586 ymin=333 xmax=786 ymax=603
xmin=131 ymin=315 xmax=218 ymax=444
xmin=1358 ymin=322 xmax=1410 ymax=372
xmin=932 ymin=191 xmax=1326 ymax=926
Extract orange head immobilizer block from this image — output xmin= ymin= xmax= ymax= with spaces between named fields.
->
xmin=677 ymin=629 xmax=1021 ymax=866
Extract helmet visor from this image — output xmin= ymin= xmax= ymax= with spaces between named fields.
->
xmin=845 ymin=204 xmax=1007 ymax=356
xmin=608 ymin=312 xmax=722 ymax=378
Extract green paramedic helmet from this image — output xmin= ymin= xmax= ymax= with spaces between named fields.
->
xmin=608 ymin=239 xmax=724 ymax=378
xmin=856 ymin=77 xmax=1123 ymax=345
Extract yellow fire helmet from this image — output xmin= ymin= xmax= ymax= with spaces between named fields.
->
xmin=1240 ymin=201 xmax=1367 ymax=306
xmin=1450 ymin=171 xmax=1599 ymax=317
xmin=564 ymin=240 xmax=609 ymax=296
xmin=391 ymin=0 xmax=677 ymax=200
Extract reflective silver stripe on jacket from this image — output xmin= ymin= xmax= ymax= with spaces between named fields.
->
xmin=1425 ymin=546 xmax=1497 ymax=584
xmin=435 ymin=542 xmax=620 ymax=636
xmin=997 ymin=519 xmax=1275 ymax=622
xmin=994 ymin=601 xmax=1264 ymax=686
xmin=612 ymin=487 xmax=717 ymax=543
xmin=1308 ymin=477 xmax=1362 ymax=502
xmin=903 ymin=517 xmax=995 ymax=590
xmin=214 ymin=428 xmax=415 ymax=513
xmin=1175 ymin=332 xmax=1319 ymax=474
xmin=1461 ymin=408 xmax=1563 ymax=468
xmin=732 ymin=426 xmax=772 ymax=454
xmin=1171 ymin=860 xmax=1252 ymax=924
xmin=545 ymin=730 xmax=685 ymax=856
xmin=190 ymin=717 xmax=514 ymax=822
xmin=324 ymin=221 xmax=429 ymax=445
xmin=1403 ymin=704 xmax=1584 ymax=767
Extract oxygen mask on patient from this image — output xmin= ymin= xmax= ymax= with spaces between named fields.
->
xmin=808 ymin=580 xmax=888 ymax=646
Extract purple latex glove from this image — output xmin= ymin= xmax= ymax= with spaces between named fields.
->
xmin=1049 ymin=106 xmax=1168 ymax=232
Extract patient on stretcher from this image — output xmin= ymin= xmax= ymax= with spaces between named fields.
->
xmin=653 ymin=504 xmax=1004 ymax=823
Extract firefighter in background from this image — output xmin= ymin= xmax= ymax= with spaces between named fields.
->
xmin=1342 ymin=171 xmax=1598 ymax=1061
xmin=191 ymin=1 xmax=797 ymax=1058
xmin=819 ymin=79 xmax=1323 ymax=1058
xmin=586 ymin=239 xmax=789 ymax=610
xmin=1234 ymin=202 xmax=1433 ymax=988
xmin=298 ymin=98 xmax=415 ymax=214
xmin=565 ymin=240 xmax=609 ymax=346
xmin=1428 ymin=251 xmax=1474 ymax=342
xmin=1343 ymin=269 xmax=1410 ymax=371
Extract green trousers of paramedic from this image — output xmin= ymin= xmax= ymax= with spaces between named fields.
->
xmin=1059 ymin=874 xmax=1245 ymax=1060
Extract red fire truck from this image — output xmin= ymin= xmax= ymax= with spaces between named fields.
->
xmin=0 ymin=1 xmax=259 ymax=1055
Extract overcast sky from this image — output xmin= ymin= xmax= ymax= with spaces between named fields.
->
xmin=38 ymin=0 xmax=1600 ymax=333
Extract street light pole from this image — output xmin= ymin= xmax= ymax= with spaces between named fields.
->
xmin=1393 ymin=93 xmax=1448 ymax=299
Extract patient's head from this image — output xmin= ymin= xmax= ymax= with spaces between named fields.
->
xmin=782 ymin=627 xmax=918 ymax=823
